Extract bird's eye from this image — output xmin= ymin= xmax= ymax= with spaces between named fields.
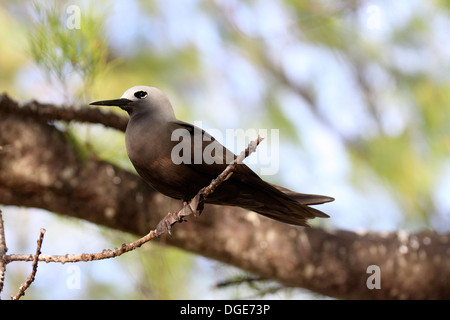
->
xmin=134 ymin=91 xmax=148 ymax=99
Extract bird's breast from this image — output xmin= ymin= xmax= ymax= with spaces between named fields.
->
xmin=125 ymin=126 xmax=169 ymax=175
xmin=124 ymin=126 xmax=201 ymax=200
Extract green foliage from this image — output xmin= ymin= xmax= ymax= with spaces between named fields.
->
xmin=28 ymin=1 xmax=109 ymax=102
xmin=414 ymin=80 xmax=450 ymax=157
xmin=284 ymin=0 xmax=356 ymax=49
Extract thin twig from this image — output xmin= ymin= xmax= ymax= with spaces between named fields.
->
xmin=11 ymin=228 xmax=45 ymax=300
xmin=4 ymin=136 xmax=264 ymax=265
xmin=0 ymin=209 xmax=7 ymax=298
xmin=6 ymin=229 xmax=159 ymax=264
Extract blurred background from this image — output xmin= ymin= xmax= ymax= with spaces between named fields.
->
xmin=0 ymin=0 xmax=449 ymax=299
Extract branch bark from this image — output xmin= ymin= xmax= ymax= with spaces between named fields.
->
xmin=1 ymin=93 xmax=449 ymax=299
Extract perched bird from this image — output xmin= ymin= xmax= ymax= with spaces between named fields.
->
xmin=90 ymin=86 xmax=333 ymax=226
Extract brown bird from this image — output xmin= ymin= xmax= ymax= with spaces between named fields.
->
xmin=91 ymin=86 xmax=334 ymax=226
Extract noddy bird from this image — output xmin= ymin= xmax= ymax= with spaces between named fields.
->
xmin=90 ymin=86 xmax=334 ymax=226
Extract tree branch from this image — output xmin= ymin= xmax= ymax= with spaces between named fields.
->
xmin=1 ymin=94 xmax=450 ymax=299
xmin=0 ymin=93 xmax=128 ymax=131
xmin=11 ymin=228 xmax=45 ymax=300
xmin=4 ymin=137 xmax=263 ymax=265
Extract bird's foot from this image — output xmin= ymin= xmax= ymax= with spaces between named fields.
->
xmin=183 ymin=194 xmax=204 ymax=217
xmin=183 ymin=201 xmax=194 ymax=216
xmin=156 ymin=214 xmax=173 ymax=237
xmin=164 ymin=218 xmax=173 ymax=237
xmin=156 ymin=210 xmax=185 ymax=237
xmin=155 ymin=195 xmax=205 ymax=237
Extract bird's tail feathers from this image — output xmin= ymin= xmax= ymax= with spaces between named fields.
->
xmin=248 ymin=183 xmax=334 ymax=226
xmin=271 ymin=184 xmax=335 ymax=205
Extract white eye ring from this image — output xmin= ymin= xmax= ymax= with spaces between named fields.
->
xmin=134 ymin=91 xmax=148 ymax=99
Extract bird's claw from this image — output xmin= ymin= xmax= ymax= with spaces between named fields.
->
xmin=165 ymin=219 xmax=172 ymax=237
xmin=156 ymin=213 xmax=175 ymax=237
xmin=183 ymin=201 xmax=196 ymax=217
xmin=156 ymin=195 xmax=205 ymax=237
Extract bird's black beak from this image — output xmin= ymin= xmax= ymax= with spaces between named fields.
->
xmin=89 ymin=98 xmax=132 ymax=107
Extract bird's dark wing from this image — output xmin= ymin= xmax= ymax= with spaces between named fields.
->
xmin=169 ymin=120 xmax=237 ymax=173
xmin=168 ymin=120 xmax=332 ymax=226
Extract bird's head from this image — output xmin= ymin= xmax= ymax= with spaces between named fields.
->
xmin=90 ymin=86 xmax=175 ymax=119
